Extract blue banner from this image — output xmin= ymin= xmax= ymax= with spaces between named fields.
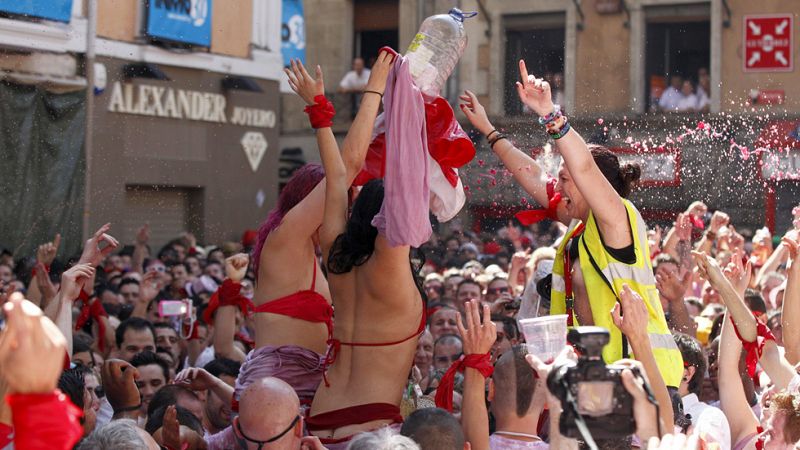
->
xmin=0 ymin=0 xmax=73 ymax=23
xmin=282 ymin=0 xmax=306 ymax=66
xmin=146 ymin=0 xmax=212 ymax=47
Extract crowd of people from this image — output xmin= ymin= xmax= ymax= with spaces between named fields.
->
xmin=0 ymin=49 xmax=799 ymax=450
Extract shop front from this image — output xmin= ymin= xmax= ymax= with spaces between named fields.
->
xmin=90 ymin=57 xmax=280 ymax=249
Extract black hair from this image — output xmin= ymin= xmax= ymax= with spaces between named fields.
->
xmin=72 ymin=333 xmax=94 ymax=355
xmin=744 ymin=288 xmax=767 ymax=315
xmin=130 ymin=350 xmax=170 ymax=382
xmin=589 ymin=145 xmax=641 ymax=198
xmin=58 ymin=367 xmax=89 ymax=411
xmin=204 ymin=358 xmax=241 ymax=379
xmin=327 ymin=179 xmax=384 ymax=274
xmin=672 ymin=333 xmax=707 ymax=396
xmin=400 ymin=407 xmax=465 ymax=450
xmin=118 ymin=278 xmax=140 ymax=290
xmin=146 ymin=384 xmax=200 ymax=418
xmin=153 ymin=322 xmax=177 ymax=333
xmin=115 ymin=317 xmax=155 ymax=348
xmin=490 ymin=315 xmax=520 ymax=341
xmin=145 ymin=405 xmax=204 ymax=435
xmin=456 ymin=278 xmax=481 ymax=292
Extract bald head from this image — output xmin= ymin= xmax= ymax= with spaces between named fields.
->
xmin=237 ymin=378 xmax=301 ymax=449
xmin=490 ymin=346 xmax=540 ymax=418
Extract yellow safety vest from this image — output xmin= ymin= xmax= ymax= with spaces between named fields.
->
xmin=551 ymin=199 xmax=684 ymax=388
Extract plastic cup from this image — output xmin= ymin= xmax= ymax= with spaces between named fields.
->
xmin=519 ymin=314 xmax=568 ymax=363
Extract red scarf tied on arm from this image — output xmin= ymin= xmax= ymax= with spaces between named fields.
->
xmin=435 ymin=353 xmax=494 ymax=412
xmin=303 ymin=95 xmax=335 ymax=129
xmin=74 ymin=290 xmax=108 ymax=352
xmin=202 ymin=279 xmax=254 ymax=326
xmin=515 ymin=177 xmax=561 ymax=226
xmin=6 ymin=390 xmax=83 ymax=450
xmin=729 ymin=316 xmax=775 ymax=378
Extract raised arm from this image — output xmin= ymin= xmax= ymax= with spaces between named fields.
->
xmin=718 ymin=312 xmax=760 ymax=446
xmin=458 ymin=301 xmax=496 ymax=450
xmin=612 ymin=285 xmax=674 ymax=434
xmin=459 ymin=90 xmax=564 ymax=222
xmin=515 ymin=60 xmax=628 ymax=246
xmin=780 ymin=234 xmax=800 ymax=365
xmin=212 ymin=254 xmax=249 ymax=363
xmin=695 ymin=250 xmax=795 ymax=390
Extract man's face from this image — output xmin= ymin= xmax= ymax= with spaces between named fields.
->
xmin=433 ymin=340 xmax=463 ymax=371
xmin=205 ymin=263 xmax=223 ymax=281
xmin=118 ymin=329 xmax=156 ymax=362
xmin=120 ymin=283 xmax=140 ymax=305
xmin=135 ymin=364 xmax=167 ymax=413
xmin=424 ymin=281 xmax=443 ymax=301
xmin=429 ymin=309 xmax=459 ymax=341
xmin=353 ymin=58 xmax=365 ymax=73
xmin=0 ymin=265 xmax=13 ymax=284
xmin=206 ymin=389 xmax=231 ymax=431
xmin=82 ymin=374 xmax=101 ymax=436
xmin=491 ymin=322 xmax=514 ymax=360
xmin=457 ymin=283 xmax=482 ymax=308
xmin=171 ymin=265 xmax=188 ymax=289
xmin=414 ymin=332 xmax=434 ymax=371
xmin=484 ymin=279 xmax=511 ymax=304
xmin=671 ymin=75 xmax=683 ymax=89
xmin=73 ymin=351 xmax=105 ymax=372
xmin=155 ymin=327 xmax=180 ymax=361
xmin=444 ymin=276 xmax=464 ymax=297
xmin=185 ymin=257 xmax=202 ymax=276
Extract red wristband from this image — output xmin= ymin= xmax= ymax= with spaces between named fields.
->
xmin=435 ymin=352 xmax=494 ymax=412
xmin=303 ymin=95 xmax=335 ymax=129
xmin=6 ymin=391 xmax=83 ymax=450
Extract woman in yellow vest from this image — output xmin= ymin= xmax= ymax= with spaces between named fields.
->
xmin=460 ymin=60 xmax=683 ymax=422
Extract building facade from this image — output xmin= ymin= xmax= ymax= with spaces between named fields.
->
xmin=0 ymin=0 xmax=283 ymax=255
xmin=286 ymin=0 xmax=799 ymax=235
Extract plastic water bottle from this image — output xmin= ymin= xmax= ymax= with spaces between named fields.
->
xmin=406 ymin=8 xmax=477 ymax=97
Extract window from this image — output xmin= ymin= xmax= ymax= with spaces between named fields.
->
xmin=644 ymin=4 xmax=710 ymax=113
xmin=504 ymin=13 xmax=565 ymax=116
xmin=353 ymin=0 xmax=398 ymax=66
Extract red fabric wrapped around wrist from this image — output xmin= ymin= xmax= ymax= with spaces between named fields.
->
xmin=30 ymin=264 xmax=50 ymax=278
xmin=182 ymin=321 xmax=200 ymax=341
xmin=6 ymin=390 xmax=83 ymax=450
xmin=435 ymin=353 xmax=494 ymax=412
xmin=202 ymin=279 xmax=253 ymax=325
xmin=729 ymin=315 xmax=775 ymax=377
xmin=74 ymin=292 xmax=109 ymax=352
xmin=303 ymin=95 xmax=335 ymax=129
xmin=515 ymin=177 xmax=561 ymax=225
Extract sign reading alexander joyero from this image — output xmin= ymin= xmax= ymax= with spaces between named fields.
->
xmin=107 ymin=81 xmax=276 ymax=129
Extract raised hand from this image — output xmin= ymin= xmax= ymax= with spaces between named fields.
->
xmin=160 ymin=405 xmax=182 ymax=450
xmin=655 ymin=268 xmax=691 ymax=303
xmin=456 ymin=300 xmax=496 ymax=355
xmin=174 ymin=367 xmax=218 ymax=392
xmin=79 ymin=223 xmax=119 ymax=267
xmin=135 ymin=224 xmax=150 ymax=247
xmin=691 ymin=251 xmax=727 ymax=289
xmin=674 ymin=213 xmax=692 ymax=242
xmin=515 ymin=60 xmax=555 ymax=117
xmin=708 ymin=211 xmax=729 ymax=234
xmin=60 ymin=263 xmax=96 ymax=302
xmin=36 ymin=233 xmax=61 ymax=266
xmin=34 ymin=263 xmax=57 ymax=303
xmin=285 ymin=58 xmax=325 ymax=105
xmin=364 ymin=50 xmax=395 ymax=95
xmin=684 ymin=201 xmax=707 ymax=221
xmin=646 ymin=433 xmax=699 ymax=450
xmin=722 ymin=247 xmax=752 ymax=295
xmin=611 ymin=285 xmax=650 ymax=344
xmin=459 ymin=90 xmax=494 ymax=136
xmin=139 ymin=271 xmax=161 ymax=305
xmin=0 ymin=294 xmax=66 ymax=394
xmin=224 ymin=253 xmax=249 ymax=283
xmin=101 ymin=359 xmax=141 ymax=414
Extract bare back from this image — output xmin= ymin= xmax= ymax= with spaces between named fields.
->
xmin=253 ymin=221 xmax=332 ymax=355
xmin=310 ymin=237 xmax=423 ymax=438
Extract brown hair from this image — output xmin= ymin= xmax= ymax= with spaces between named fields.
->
xmin=770 ymin=391 xmax=800 ymax=444
xmin=589 ymin=145 xmax=641 ymax=198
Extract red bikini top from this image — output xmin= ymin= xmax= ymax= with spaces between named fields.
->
xmin=322 ymin=296 xmax=426 ymax=386
xmin=253 ymin=262 xmax=334 ymax=340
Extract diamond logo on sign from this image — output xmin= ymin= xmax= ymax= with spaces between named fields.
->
xmin=241 ymin=132 xmax=268 ymax=172
xmin=744 ymin=14 xmax=793 ymax=72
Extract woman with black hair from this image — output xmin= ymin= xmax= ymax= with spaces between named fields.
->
xmin=460 ymin=59 xmax=684 ymax=435
xmin=288 ymin=51 xmax=431 ymax=449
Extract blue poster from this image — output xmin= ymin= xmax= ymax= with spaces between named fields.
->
xmin=282 ymin=0 xmax=306 ymax=66
xmin=0 ymin=0 xmax=73 ymax=23
xmin=146 ymin=0 xmax=212 ymax=47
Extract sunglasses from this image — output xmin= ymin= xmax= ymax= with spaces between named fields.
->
xmin=487 ymin=286 xmax=510 ymax=295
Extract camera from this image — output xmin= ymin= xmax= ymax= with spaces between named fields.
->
xmin=547 ymin=326 xmax=645 ymax=440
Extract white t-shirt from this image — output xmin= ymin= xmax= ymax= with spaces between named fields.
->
xmin=659 ymin=87 xmax=683 ymax=111
xmin=339 ymin=69 xmax=371 ymax=91
xmin=683 ymin=393 xmax=731 ymax=450
xmin=676 ymin=94 xmax=699 ymax=112
xmin=490 ymin=434 xmax=549 ymax=449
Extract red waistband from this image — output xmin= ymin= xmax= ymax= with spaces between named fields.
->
xmin=306 ymin=403 xmax=402 ymax=432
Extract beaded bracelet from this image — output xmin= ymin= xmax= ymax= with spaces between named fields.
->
xmin=548 ymin=119 xmax=571 ymax=140
xmin=537 ymin=105 xmax=562 ymax=126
